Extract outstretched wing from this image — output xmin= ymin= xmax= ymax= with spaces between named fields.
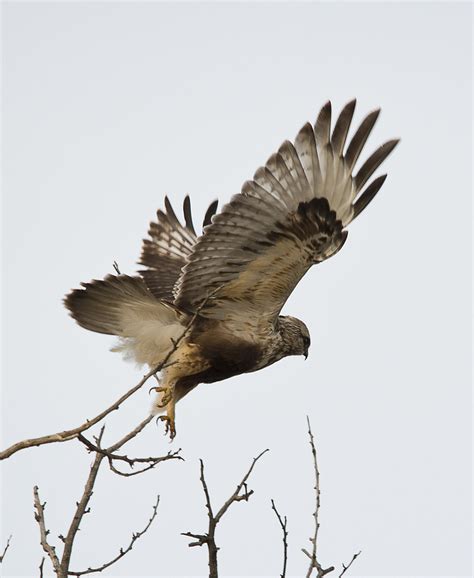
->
xmin=175 ymin=100 xmax=399 ymax=329
xmin=139 ymin=195 xmax=218 ymax=301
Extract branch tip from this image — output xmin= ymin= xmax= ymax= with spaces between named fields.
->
xmin=0 ymin=534 xmax=12 ymax=564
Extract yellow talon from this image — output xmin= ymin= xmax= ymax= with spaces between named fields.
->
xmin=150 ymin=386 xmax=173 ymax=408
xmin=158 ymin=415 xmax=176 ymax=440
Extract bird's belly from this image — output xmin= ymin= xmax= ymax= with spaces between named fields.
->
xmin=190 ymin=358 xmax=256 ymax=385
xmin=192 ymin=333 xmax=263 ymax=383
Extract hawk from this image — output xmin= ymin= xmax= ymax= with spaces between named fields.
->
xmin=65 ymin=100 xmax=398 ymax=438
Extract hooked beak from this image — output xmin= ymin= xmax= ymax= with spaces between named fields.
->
xmin=304 ymin=349 xmax=309 ymax=360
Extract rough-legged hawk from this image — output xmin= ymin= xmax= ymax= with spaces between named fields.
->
xmin=65 ymin=100 xmax=399 ymax=438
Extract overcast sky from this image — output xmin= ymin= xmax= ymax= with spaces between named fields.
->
xmin=1 ymin=2 xmax=472 ymax=577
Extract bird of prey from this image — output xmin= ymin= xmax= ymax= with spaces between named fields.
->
xmin=65 ymin=100 xmax=398 ymax=438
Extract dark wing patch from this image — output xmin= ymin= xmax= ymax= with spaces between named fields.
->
xmin=138 ymin=196 xmax=218 ymax=300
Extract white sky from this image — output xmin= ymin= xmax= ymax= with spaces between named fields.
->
xmin=1 ymin=2 xmax=472 ymax=577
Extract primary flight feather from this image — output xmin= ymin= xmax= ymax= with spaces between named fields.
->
xmin=65 ymin=100 xmax=399 ymax=438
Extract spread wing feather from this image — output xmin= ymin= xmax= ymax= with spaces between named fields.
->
xmin=139 ymin=196 xmax=218 ymax=301
xmin=175 ymin=100 xmax=398 ymax=329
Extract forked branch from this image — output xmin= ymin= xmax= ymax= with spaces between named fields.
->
xmin=182 ymin=449 xmax=269 ymax=578
xmin=271 ymin=499 xmax=288 ymax=578
xmin=339 ymin=551 xmax=362 ymax=578
xmin=77 ymin=421 xmax=183 ymax=477
xmin=33 ymin=419 xmax=178 ymax=577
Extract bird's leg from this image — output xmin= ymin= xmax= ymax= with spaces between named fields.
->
xmin=149 ymin=373 xmax=173 ymax=408
xmin=151 ymin=377 xmax=177 ymax=440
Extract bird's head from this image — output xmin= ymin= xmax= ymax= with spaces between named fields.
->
xmin=277 ymin=315 xmax=311 ymax=359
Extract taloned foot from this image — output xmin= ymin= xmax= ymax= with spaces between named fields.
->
xmin=150 ymin=386 xmax=173 ymax=408
xmin=158 ymin=415 xmax=176 ymax=440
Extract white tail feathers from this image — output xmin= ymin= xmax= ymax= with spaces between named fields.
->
xmin=112 ymin=318 xmax=185 ymax=366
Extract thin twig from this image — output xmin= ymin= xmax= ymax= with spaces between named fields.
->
xmin=0 ymin=534 xmax=12 ymax=563
xmin=33 ymin=487 xmax=61 ymax=573
xmin=302 ymin=417 xmax=334 ymax=578
xmin=339 ymin=551 xmax=361 ymax=578
xmin=112 ymin=261 xmax=121 ymax=275
xmin=182 ymin=449 xmax=269 ymax=578
xmin=107 ymin=458 xmax=165 ymax=477
xmin=39 ymin=557 xmax=45 ymax=578
xmin=69 ymin=495 xmax=160 ymax=576
xmin=271 ymin=499 xmax=288 ymax=578
xmin=200 ymin=458 xmax=215 ymax=529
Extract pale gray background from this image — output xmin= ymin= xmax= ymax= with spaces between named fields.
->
xmin=1 ymin=2 xmax=472 ymax=577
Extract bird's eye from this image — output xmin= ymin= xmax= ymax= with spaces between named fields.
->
xmin=302 ymin=335 xmax=311 ymax=347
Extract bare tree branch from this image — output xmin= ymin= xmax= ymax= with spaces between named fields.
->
xmin=28 ymin=408 xmax=359 ymax=578
xmin=339 ymin=551 xmax=361 ymax=578
xmin=0 ymin=367 xmax=160 ymax=460
xmin=0 ymin=534 xmax=12 ymax=563
xmin=302 ymin=417 xmax=334 ymax=578
xmin=25 ymin=323 xmax=192 ymax=577
xmin=78 ymin=425 xmax=183 ymax=477
xmin=106 ymin=458 xmax=164 ymax=477
xmin=182 ymin=449 xmax=269 ymax=578
xmin=271 ymin=499 xmax=288 ymax=578
xmin=33 ymin=487 xmax=61 ymax=573
xmin=68 ymin=495 xmax=160 ymax=576
xmin=8 ymin=288 xmax=228 ymax=576
xmin=59 ymin=451 xmax=104 ymax=577
xmin=32 ymin=415 xmax=178 ymax=578
xmin=214 ymin=449 xmax=269 ymax=524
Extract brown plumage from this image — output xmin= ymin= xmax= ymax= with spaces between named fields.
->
xmin=65 ymin=100 xmax=399 ymax=438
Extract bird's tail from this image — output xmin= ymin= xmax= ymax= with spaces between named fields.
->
xmin=64 ymin=274 xmax=187 ymax=366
